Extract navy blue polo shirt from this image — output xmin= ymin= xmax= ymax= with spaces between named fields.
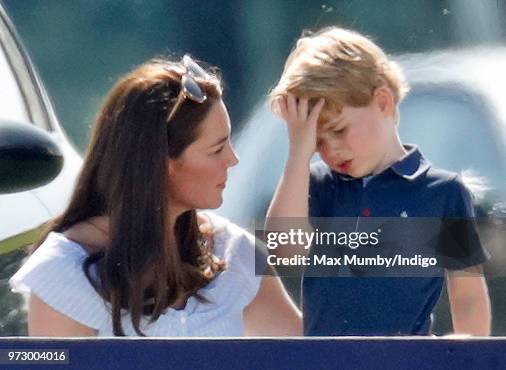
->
xmin=303 ymin=144 xmax=490 ymax=336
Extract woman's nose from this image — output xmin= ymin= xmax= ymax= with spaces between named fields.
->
xmin=227 ymin=145 xmax=239 ymax=167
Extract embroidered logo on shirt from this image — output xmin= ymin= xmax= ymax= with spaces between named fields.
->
xmin=400 ymin=211 xmax=409 ymax=218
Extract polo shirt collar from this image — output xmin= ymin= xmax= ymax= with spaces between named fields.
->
xmin=390 ymin=144 xmax=431 ymax=180
xmin=333 ymin=144 xmax=431 ymax=182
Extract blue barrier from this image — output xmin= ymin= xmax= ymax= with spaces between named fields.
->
xmin=0 ymin=337 xmax=504 ymax=370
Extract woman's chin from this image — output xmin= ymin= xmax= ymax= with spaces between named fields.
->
xmin=203 ymin=196 xmax=223 ymax=210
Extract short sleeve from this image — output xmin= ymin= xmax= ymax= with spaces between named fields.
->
xmin=9 ymin=233 xmax=110 ymax=330
xmin=209 ymin=215 xmax=262 ymax=308
xmin=437 ymin=175 xmax=491 ymax=270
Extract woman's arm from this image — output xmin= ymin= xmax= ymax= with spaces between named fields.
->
xmin=243 ymin=274 xmax=302 ymax=336
xmin=28 ymin=293 xmax=97 ymax=336
xmin=446 ymin=264 xmax=491 ymax=336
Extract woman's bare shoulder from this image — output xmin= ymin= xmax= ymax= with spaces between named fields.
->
xmin=63 ymin=217 xmax=109 ymax=255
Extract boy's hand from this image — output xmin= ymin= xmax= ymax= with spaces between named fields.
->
xmin=273 ymin=93 xmax=325 ymax=162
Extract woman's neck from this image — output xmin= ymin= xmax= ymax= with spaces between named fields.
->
xmin=64 ymin=208 xmax=209 ymax=253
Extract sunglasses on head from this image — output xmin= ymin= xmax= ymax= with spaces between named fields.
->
xmin=166 ymin=55 xmax=210 ymax=123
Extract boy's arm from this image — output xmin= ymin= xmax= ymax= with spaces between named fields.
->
xmin=446 ymin=264 xmax=491 ymax=336
xmin=267 ymin=153 xmax=312 ymax=218
xmin=265 ymin=95 xmax=324 ymax=259
xmin=266 ymin=94 xmax=324 ymax=218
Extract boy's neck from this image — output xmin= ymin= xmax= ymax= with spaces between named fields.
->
xmin=371 ymin=137 xmax=407 ymax=176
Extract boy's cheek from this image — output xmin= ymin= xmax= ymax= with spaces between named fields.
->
xmin=347 ymin=131 xmax=374 ymax=155
xmin=318 ymin=152 xmax=339 ymax=172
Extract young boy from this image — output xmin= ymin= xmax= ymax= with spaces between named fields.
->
xmin=267 ymin=27 xmax=491 ymax=336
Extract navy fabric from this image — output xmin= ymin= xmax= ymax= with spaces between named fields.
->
xmin=1 ymin=337 xmax=506 ymax=370
xmin=303 ymin=145 xmax=490 ymax=336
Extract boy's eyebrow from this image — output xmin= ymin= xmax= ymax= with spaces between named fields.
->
xmin=320 ymin=117 xmax=345 ymax=132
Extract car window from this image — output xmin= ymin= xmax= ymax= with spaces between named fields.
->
xmin=0 ymin=41 xmax=29 ymax=122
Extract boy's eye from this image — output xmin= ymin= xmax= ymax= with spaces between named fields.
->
xmin=333 ymin=127 xmax=345 ymax=136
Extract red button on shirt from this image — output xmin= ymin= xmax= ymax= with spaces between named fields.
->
xmin=362 ymin=208 xmax=371 ymax=217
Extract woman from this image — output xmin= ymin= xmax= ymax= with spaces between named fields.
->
xmin=9 ymin=55 xmax=301 ymax=336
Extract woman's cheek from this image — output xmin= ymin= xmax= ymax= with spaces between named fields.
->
xmin=197 ymin=157 xmax=220 ymax=182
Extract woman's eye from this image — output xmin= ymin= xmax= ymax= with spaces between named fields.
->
xmin=214 ymin=146 xmax=225 ymax=154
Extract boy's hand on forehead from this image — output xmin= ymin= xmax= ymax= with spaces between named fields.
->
xmin=273 ymin=93 xmax=325 ymax=162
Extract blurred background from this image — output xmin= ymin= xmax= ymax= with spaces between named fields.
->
xmin=1 ymin=0 xmax=505 ymax=336
xmin=4 ymin=0 xmax=506 ymax=152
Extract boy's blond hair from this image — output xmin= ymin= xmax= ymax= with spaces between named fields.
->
xmin=270 ymin=26 xmax=409 ymax=124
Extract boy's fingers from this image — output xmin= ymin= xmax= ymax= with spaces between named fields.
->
xmin=298 ymin=98 xmax=308 ymax=120
xmin=308 ymin=98 xmax=325 ymax=124
xmin=286 ymin=93 xmax=297 ymax=120
xmin=272 ymin=97 xmax=287 ymax=120
xmin=271 ymin=99 xmax=281 ymax=117
xmin=279 ymin=97 xmax=289 ymax=120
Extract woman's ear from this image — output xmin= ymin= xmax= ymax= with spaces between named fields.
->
xmin=373 ymin=86 xmax=396 ymax=119
xmin=167 ymin=159 xmax=175 ymax=176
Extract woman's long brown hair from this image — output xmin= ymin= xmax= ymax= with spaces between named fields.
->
xmin=33 ymin=57 xmax=224 ymax=335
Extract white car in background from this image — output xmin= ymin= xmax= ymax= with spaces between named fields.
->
xmin=0 ymin=4 xmax=81 ymax=254
xmin=0 ymin=4 xmax=82 ymax=335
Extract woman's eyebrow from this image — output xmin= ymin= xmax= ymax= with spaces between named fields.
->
xmin=210 ymin=136 xmax=228 ymax=147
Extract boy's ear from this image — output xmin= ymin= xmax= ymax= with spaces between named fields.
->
xmin=373 ymin=86 xmax=396 ymax=119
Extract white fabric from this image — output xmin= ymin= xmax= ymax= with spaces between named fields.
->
xmin=9 ymin=212 xmax=261 ymax=337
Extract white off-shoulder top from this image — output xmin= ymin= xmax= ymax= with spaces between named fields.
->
xmin=9 ymin=212 xmax=261 ymax=336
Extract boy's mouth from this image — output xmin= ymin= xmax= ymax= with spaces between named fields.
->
xmin=337 ymin=159 xmax=353 ymax=172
